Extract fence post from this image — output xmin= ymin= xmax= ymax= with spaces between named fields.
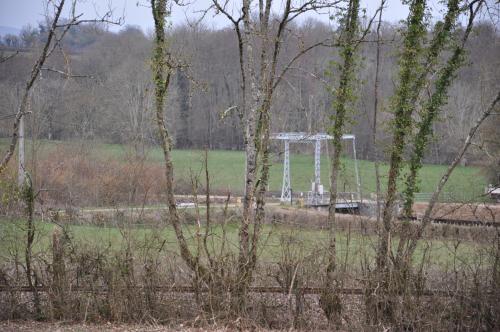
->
xmin=52 ymin=228 xmax=67 ymax=319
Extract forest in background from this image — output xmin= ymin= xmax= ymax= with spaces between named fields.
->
xmin=1 ymin=19 xmax=498 ymax=167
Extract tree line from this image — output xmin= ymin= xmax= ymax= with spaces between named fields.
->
xmin=1 ymin=17 xmax=498 ymax=166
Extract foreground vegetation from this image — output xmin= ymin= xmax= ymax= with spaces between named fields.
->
xmin=0 ymin=212 xmax=498 ymax=329
xmin=0 ymin=215 xmax=486 ymax=269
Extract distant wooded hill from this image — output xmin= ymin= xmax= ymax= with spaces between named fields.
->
xmin=0 ymin=21 xmax=498 ymax=167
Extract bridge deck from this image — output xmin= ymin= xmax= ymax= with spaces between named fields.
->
xmin=305 ymin=200 xmax=360 ymax=209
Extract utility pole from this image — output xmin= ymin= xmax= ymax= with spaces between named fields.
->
xmin=18 ymin=114 xmax=25 ymax=187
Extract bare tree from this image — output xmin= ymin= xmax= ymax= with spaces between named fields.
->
xmin=0 ymin=0 xmax=119 ymax=176
xmin=371 ymin=0 xmax=387 ymax=223
xmin=209 ymin=0 xmax=344 ymax=310
xmin=372 ymin=0 xmax=489 ymax=325
xmin=376 ymin=0 xmax=467 ymax=271
xmin=150 ymin=0 xmax=205 ymax=275
xmin=404 ymin=90 xmax=500 ymax=264
xmin=0 ymin=0 xmax=120 ymax=321
xmin=396 ymin=0 xmax=486 ymax=267
xmin=321 ymin=0 xmax=362 ymax=326
xmin=176 ymin=68 xmax=192 ymax=148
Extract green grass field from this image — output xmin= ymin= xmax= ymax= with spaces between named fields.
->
xmin=0 ymin=139 xmax=487 ymax=200
xmin=0 ymin=219 xmax=481 ymax=269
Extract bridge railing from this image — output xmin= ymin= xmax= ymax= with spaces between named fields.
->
xmin=305 ymin=191 xmax=360 ymax=205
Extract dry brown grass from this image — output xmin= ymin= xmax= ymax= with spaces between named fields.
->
xmin=35 ymin=146 xmax=167 ymax=207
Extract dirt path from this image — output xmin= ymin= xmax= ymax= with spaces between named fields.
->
xmin=413 ymin=202 xmax=500 ymax=222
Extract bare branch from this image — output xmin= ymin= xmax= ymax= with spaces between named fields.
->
xmin=287 ymin=0 xmax=344 ymax=23
xmin=0 ymin=0 xmax=66 ymax=174
xmin=273 ymin=38 xmax=336 ymax=90
xmin=407 ymin=90 xmax=500 ymax=256
xmin=354 ymin=1 xmax=385 ymax=48
xmin=0 ymin=51 xmax=19 ymax=64
xmin=0 ymin=113 xmax=18 ymax=121
xmin=40 ymin=67 xmax=94 ymax=79
xmin=0 ymin=0 xmax=122 ymax=175
xmin=285 ymin=67 xmax=329 ymax=86
xmin=211 ymin=0 xmax=244 ymax=26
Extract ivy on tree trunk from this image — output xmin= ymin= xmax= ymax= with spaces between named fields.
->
xmin=398 ymin=0 xmax=485 ymax=264
xmin=321 ymin=0 xmax=361 ymax=326
xmin=377 ymin=0 xmax=427 ymax=271
xmin=150 ymin=0 xmax=207 ymax=277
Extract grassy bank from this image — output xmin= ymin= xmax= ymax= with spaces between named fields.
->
xmin=0 ymin=139 xmax=487 ymax=200
xmin=0 ymin=217 xmax=482 ymax=269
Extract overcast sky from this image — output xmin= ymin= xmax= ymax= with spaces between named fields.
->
xmin=0 ymin=0 xmax=452 ymax=33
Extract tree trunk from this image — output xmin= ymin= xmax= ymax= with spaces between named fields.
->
xmin=396 ymin=1 xmax=483 ymax=266
xmin=150 ymin=0 xmax=206 ymax=278
xmin=377 ymin=0 xmax=427 ymax=272
xmin=321 ymin=0 xmax=360 ymax=326
xmin=405 ymin=90 xmax=500 ymax=260
xmin=0 ymin=0 xmax=66 ymax=175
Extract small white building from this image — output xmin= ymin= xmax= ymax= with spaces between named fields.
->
xmin=486 ymin=184 xmax=500 ymax=202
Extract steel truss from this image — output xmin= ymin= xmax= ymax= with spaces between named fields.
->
xmin=271 ymin=132 xmax=360 ymax=205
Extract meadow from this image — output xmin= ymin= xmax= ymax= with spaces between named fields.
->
xmin=0 ymin=214 xmax=482 ymax=270
xmin=0 ymin=139 xmax=488 ymax=201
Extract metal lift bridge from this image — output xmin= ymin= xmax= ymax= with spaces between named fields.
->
xmin=271 ymin=132 xmax=361 ymax=208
